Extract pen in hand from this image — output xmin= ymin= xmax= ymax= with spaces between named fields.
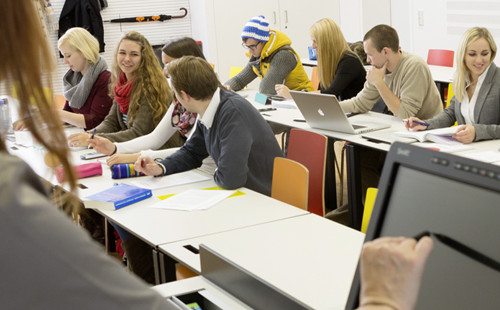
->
xmin=406 ymin=119 xmax=430 ymax=127
xmin=88 ymin=128 xmax=97 ymax=149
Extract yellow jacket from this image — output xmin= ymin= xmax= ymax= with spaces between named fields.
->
xmin=252 ymin=30 xmax=313 ymax=92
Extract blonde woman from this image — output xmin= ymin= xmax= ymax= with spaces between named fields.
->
xmin=276 ymin=18 xmax=365 ymax=100
xmin=69 ymin=31 xmax=184 ymax=149
xmin=58 ymin=27 xmax=113 ymax=130
xmin=407 ymin=27 xmax=500 ymax=143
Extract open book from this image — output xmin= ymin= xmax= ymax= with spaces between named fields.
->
xmin=393 ymin=127 xmax=460 ymax=145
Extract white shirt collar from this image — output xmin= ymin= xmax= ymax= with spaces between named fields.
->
xmin=199 ymin=87 xmax=221 ymax=129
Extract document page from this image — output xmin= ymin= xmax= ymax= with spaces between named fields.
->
xmin=149 ymin=189 xmax=236 ymax=211
xmin=132 ymin=170 xmax=210 ymax=190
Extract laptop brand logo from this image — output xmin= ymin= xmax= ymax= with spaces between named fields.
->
xmin=317 ymin=108 xmax=325 ymax=116
xmin=397 ymin=147 xmax=411 ymax=157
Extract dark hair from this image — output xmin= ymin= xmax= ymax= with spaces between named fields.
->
xmin=363 ymin=24 xmax=399 ymax=53
xmin=162 ymin=37 xmax=205 ymax=60
xmin=168 ymin=56 xmax=220 ymax=100
xmin=350 ymin=41 xmax=369 ymax=65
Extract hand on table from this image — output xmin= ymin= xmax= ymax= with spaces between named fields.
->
xmin=453 ymin=125 xmax=475 ymax=144
xmin=134 ymin=156 xmax=163 ymax=176
xmin=106 ymin=153 xmax=141 ymax=166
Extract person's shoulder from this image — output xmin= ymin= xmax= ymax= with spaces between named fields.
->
xmin=401 ymin=51 xmax=427 ymax=66
xmin=340 ymin=52 xmax=364 ymax=67
xmin=96 ymin=70 xmax=111 ymax=85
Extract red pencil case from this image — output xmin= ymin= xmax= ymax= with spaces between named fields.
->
xmin=55 ymin=162 xmax=103 ymax=183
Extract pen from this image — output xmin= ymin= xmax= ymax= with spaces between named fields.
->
xmin=141 ymin=158 xmax=146 ymax=168
xmin=406 ymin=119 xmax=430 ymax=127
xmin=258 ymin=107 xmax=277 ymax=112
xmin=87 ymin=128 xmax=97 ymax=149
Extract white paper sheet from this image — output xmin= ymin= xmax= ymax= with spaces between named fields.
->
xmin=132 ymin=170 xmax=210 ymax=190
xmin=149 ymin=189 xmax=236 ymax=211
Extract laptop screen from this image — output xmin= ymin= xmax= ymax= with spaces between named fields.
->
xmin=346 ymin=142 xmax=500 ymax=309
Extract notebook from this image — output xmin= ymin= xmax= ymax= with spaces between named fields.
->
xmin=290 ymin=91 xmax=390 ymax=134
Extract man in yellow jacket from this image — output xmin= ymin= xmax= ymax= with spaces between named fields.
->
xmin=225 ymin=15 xmax=313 ymax=95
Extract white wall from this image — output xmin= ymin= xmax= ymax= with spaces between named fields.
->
xmin=27 ymin=0 xmax=192 ymax=95
xmin=392 ymin=0 xmax=500 ymax=66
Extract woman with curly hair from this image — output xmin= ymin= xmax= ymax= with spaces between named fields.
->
xmin=68 ymin=31 xmax=184 ymax=149
xmin=88 ymin=37 xmax=204 ymax=166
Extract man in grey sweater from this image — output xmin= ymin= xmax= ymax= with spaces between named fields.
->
xmin=137 ymin=56 xmax=283 ymax=196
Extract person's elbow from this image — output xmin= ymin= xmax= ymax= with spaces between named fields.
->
xmin=214 ymin=171 xmax=247 ymax=190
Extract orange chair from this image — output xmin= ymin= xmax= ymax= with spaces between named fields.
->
xmin=427 ymin=49 xmax=454 ymax=67
xmin=286 ymin=128 xmax=327 ymax=216
xmin=271 ymin=157 xmax=309 ymax=210
xmin=311 ymin=66 xmax=320 ymax=91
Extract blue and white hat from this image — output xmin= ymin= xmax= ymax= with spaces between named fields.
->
xmin=241 ymin=15 xmax=270 ymax=42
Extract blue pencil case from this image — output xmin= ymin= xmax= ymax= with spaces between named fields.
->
xmin=111 ymin=163 xmax=145 ymax=179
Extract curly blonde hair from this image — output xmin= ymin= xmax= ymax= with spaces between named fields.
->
xmin=110 ymin=31 xmax=172 ymax=126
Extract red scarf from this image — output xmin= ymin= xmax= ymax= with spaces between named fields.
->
xmin=114 ymin=71 xmax=134 ymax=114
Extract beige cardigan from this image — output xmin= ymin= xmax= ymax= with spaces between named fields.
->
xmin=340 ymin=51 xmax=443 ymax=119
xmin=95 ymin=98 xmax=185 ymax=149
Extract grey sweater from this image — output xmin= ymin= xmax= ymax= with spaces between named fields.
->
xmin=0 ymin=152 xmax=170 ymax=309
xmin=225 ymin=50 xmax=297 ymax=95
xmin=159 ymin=88 xmax=283 ymax=196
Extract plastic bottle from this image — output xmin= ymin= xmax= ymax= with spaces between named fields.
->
xmin=0 ymin=98 xmax=11 ymax=135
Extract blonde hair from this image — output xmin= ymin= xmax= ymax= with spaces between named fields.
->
xmin=454 ymin=27 xmax=497 ymax=102
xmin=0 ymin=0 xmax=78 ymax=212
xmin=58 ymin=27 xmax=100 ymax=64
xmin=310 ymin=18 xmax=351 ymax=89
xmin=110 ymin=31 xmax=172 ymax=126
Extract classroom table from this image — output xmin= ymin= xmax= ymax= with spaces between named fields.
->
xmin=157 ymin=214 xmax=365 ymax=310
xmin=241 ymin=91 xmax=500 ymax=229
xmin=7 ymin=138 xmax=309 ymax=283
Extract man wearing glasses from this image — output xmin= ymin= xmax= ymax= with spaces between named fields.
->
xmin=224 ymin=15 xmax=313 ymax=95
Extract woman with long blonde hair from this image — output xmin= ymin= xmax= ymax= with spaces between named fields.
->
xmin=0 ymin=0 xmax=172 ymax=307
xmin=276 ymin=18 xmax=365 ymax=100
xmin=69 ymin=31 xmax=184 ymax=149
xmin=406 ymin=27 xmax=500 ymax=144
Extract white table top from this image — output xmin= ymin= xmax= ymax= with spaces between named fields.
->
xmin=159 ymin=214 xmax=365 ymax=310
xmin=9 ymin=138 xmax=308 ymax=247
xmin=428 ymin=65 xmax=455 ymax=84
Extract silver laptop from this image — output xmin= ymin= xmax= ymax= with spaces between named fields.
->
xmin=290 ymin=91 xmax=390 ymax=134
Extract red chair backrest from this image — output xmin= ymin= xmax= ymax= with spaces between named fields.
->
xmin=427 ymin=49 xmax=454 ymax=67
xmin=287 ymin=128 xmax=327 ymax=216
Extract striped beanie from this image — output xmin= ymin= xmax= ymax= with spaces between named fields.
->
xmin=241 ymin=15 xmax=270 ymax=42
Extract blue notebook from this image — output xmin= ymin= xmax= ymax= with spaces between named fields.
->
xmin=84 ymin=183 xmax=152 ymax=210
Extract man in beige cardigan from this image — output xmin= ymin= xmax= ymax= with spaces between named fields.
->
xmin=328 ymin=25 xmax=444 ymax=223
xmin=340 ymin=24 xmax=443 ymax=119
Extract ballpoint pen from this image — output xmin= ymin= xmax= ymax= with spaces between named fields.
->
xmin=88 ymin=128 xmax=96 ymax=149
xmin=90 ymin=128 xmax=97 ymax=139
xmin=406 ymin=119 xmax=430 ymax=126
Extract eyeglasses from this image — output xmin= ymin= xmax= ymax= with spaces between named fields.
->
xmin=241 ymin=42 xmax=261 ymax=51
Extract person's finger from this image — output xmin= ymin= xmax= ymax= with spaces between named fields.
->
xmin=400 ymin=237 xmax=418 ymax=250
xmin=415 ymin=236 xmax=434 ymax=261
